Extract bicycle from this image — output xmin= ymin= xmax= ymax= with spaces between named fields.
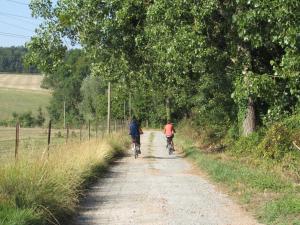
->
xmin=132 ymin=139 xmax=140 ymax=159
xmin=166 ymin=136 xmax=174 ymax=155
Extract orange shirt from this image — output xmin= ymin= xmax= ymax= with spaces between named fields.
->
xmin=164 ymin=123 xmax=174 ymax=136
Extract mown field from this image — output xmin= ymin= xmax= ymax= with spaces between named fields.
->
xmin=0 ymin=73 xmax=45 ymax=91
xmin=0 ymin=74 xmax=51 ymax=120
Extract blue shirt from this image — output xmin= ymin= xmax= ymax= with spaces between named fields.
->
xmin=129 ymin=121 xmax=139 ymax=136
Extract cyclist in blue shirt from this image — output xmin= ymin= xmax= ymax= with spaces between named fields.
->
xmin=129 ymin=116 xmax=143 ymax=153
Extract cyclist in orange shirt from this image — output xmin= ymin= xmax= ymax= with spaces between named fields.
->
xmin=164 ymin=120 xmax=176 ymax=150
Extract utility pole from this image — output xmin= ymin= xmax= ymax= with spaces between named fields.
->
xmin=129 ymin=92 xmax=132 ymax=119
xmin=166 ymin=97 xmax=171 ymax=121
xmin=107 ymin=82 xmax=111 ymax=134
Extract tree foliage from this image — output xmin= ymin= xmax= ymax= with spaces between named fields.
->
xmin=26 ymin=0 xmax=300 ymax=135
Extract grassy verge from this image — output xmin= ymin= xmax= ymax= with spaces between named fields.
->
xmin=176 ymin=136 xmax=300 ymax=225
xmin=0 ymin=132 xmax=129 ymax=225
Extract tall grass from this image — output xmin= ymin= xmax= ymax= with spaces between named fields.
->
xmin=0 ymin=132 xmax=129 ymax=225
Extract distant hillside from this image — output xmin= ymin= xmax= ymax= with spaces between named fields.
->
xmin=0 ymin=74 xmax=50 ymax=121
xmin=0 ymin=88 xmax=51 ymax=121
xmin=0 ymin=46 xmax=38 ymax=73
xmin=0 ymin=73 xmax=46 ymax=91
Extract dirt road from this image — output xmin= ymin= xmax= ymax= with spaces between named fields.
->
xmin=74 ymin=131 xmax=260 ymax=225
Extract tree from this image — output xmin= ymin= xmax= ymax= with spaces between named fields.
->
xmin=26 ymin=0 xmax=300 ymax=141
xmin=79 ymin=76 xmax=107 ymax=121
xmin=232 ymin=0 xmax=300 ymax=134
xmin=35 ymin=107 xmax=45 ymax=126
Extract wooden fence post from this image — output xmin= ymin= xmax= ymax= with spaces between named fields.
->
xmin=80 ymin=125 xmax=82 ymax=142
xmin=96 ymin=121 xmax=98 ymax=139
xmin=47 ymin=120 xmax=52 ymax=156
xmin=66 ymin=124 xmax=69 ymax=143
xmin=15 ymin=122 xmax=19 ymax=161
xmin=88 ymin=120 xmax=91 ymax=141
xmin=101 ymin=121 xmax=105 ymax=139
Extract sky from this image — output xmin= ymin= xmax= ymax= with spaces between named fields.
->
xmin=0 ymin=0 xmax=42 ymax=47
xmin=0 ymin=0 xmax=64 ymax=47
xmin=0 ymin=0 xmax=80 ymax=49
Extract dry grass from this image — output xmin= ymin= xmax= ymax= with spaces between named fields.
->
xmin=0 ymin=132 xmax=129 ymax=225
xmin=0 ymin=127 xmax=93 ymax=162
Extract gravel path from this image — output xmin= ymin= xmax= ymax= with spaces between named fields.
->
xmin=73 ymin=131 xmax=261 ymax=225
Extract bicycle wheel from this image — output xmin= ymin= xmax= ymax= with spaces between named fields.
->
xmin=134 ymin=144 xmax=138 ymax=159
xmin=167 ymin=143 xmax=172 ymax=155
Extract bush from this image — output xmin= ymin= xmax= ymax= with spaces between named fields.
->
xmin=55 ymin=131 xmax=62 ymax=138
xmin=226 ymin=123 xmax=240 ymax=141
xmin=5 ymin=108 xmax=46 ymax=128
xmin=229 ymin=131 xmax=263 ymax=155
xmin=71 ymin=131 xmax=77 ymax=138
xmin=19 ymin=112 xmax=35 ymax=127
xmin=282 ymin=113 xmax=300 ymax=130
xmin=258 ymin=123 xmax=293 ymax=160
xmin=35 ymin=107 xmax=45 ymax=127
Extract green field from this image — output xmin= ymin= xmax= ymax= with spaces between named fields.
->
xmin=0 ymin=88 xmax=51 ymax=120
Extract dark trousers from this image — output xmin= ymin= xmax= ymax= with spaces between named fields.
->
xmin=131 ymin=135 xmax=140 ymax=145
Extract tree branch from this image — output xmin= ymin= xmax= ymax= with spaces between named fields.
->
xmin=292 ymin=141 xmax=300 ymax=152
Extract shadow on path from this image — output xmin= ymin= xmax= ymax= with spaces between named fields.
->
xmin=142 ymin=155 xmax=185 ymax=160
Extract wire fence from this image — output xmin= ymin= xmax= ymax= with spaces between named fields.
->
xmin=0 ymin=119 xmax=128 ymax=162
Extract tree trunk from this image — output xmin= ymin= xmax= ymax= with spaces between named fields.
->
xmin=243 ymin=97 xmax=256 ymax=136
xmin=238 ymin=44 xmax=256 ymax=136
xmin=129 ymin=92 xmax=132 ymax=119
xmin=107 ymin=82 xmax=111 ymax=134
